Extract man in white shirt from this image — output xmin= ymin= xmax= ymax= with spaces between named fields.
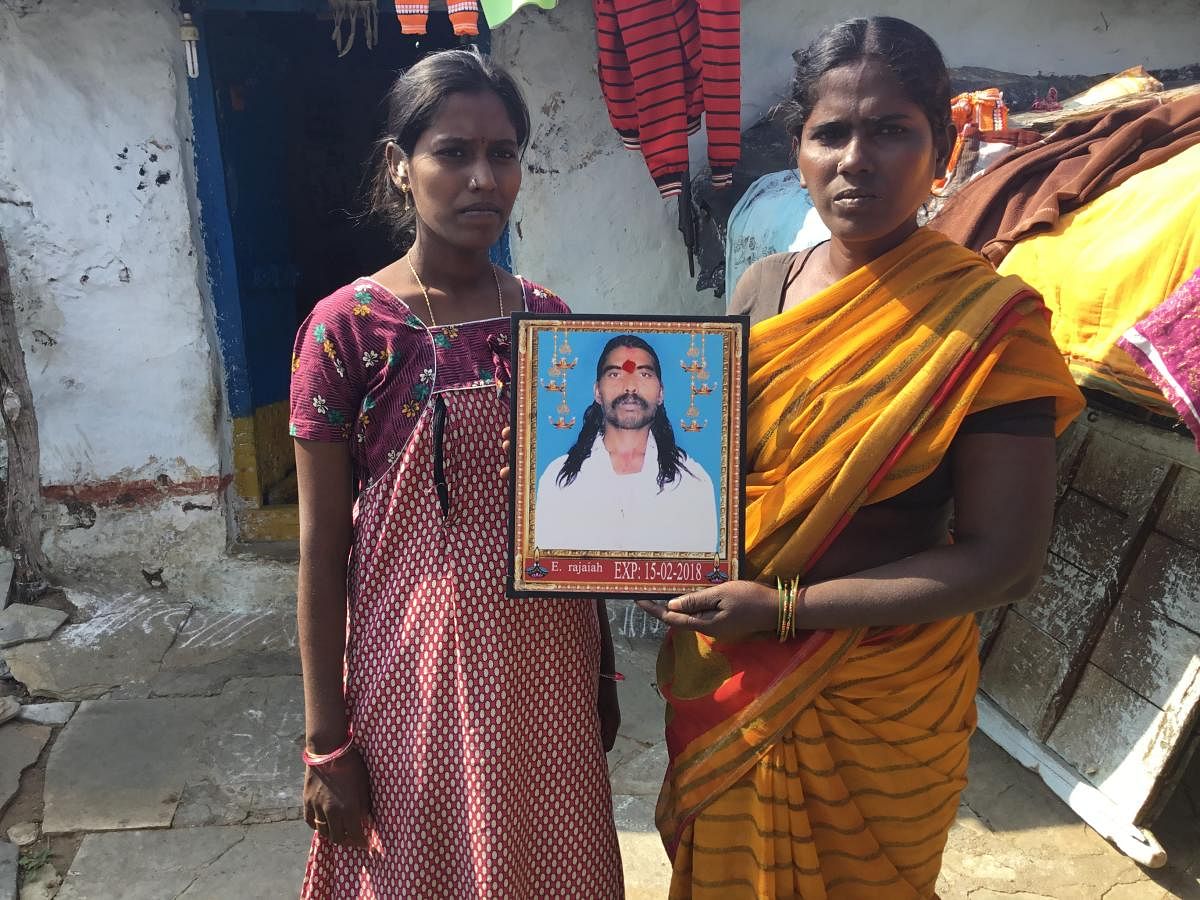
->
xmin=535 ymin=335 xmax=718 ymax=554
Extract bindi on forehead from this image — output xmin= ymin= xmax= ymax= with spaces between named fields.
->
xmin=621 ymin=359 xmax=637 ymax=373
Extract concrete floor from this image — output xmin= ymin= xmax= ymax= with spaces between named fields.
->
xmin=1 ymin=590 xmax=1197 ymax=899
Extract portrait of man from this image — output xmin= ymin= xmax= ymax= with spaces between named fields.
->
xmin=534 ymin=334 xmax=719 ymax=553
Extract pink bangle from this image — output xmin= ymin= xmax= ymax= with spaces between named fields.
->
xmin=600 ymin=671 xmax=625 ymax=682
xmin=302 ymin=734 xmax=354 ymax=767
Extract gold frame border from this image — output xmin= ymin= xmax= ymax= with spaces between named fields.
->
xmin=511 ymin=317 xmax=745 ymax=596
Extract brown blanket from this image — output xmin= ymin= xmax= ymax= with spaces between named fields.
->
xmin=932 ymin=92 xmax=1200 ymax=265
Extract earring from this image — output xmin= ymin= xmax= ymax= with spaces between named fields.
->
xmin=401 ymin=185 xmax=411 ymax=212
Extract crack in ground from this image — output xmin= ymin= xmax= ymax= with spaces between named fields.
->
xmin=157 ymin=604 xmax=197 ymax=669
xmin=171 ymin=828 xmax=249 ymax=899
xmin=991 ymin=782 xmax=1016 ymax=801
xmin=960 ymin=797 xmax=998 ymax=832
xmin=1099 ymin=879 xmax=1154 ymax=899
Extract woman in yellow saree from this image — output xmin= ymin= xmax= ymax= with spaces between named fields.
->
xmin=637 ymin=17 xmax=1085 ymax=899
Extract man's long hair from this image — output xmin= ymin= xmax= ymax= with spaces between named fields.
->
xmin=556 ymin=335 xmax=692 ymax=492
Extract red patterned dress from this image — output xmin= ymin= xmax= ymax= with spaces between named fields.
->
xmin=289 ymin=277 xmax=624 ymax=899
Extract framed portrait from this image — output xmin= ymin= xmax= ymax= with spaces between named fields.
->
xmin=508 ymin=314 xmax=749 ymax=598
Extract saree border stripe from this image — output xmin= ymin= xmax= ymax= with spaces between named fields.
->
xmin=756 ymin=739 xmax=966 ymax=777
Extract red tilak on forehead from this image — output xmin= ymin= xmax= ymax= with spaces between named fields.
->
xmin=621 ymin=358 xmax=637 ymax=373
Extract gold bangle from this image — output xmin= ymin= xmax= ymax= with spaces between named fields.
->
xmin=790 ymin=577 xmax=803 ymax=640
xmin=778 ymin=576 xmax=793 ymax=642
xmin=776 ymin=577 xmax=785 ymax=639
xmin=787 ymin=578 xmax=797 ymax=641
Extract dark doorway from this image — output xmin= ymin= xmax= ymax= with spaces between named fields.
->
xmin=200 ymin=8 xmax=461 ymax=518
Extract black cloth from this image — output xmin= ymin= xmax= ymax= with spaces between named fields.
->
xmin=871 ymin=397 xmax=1057 ymax=509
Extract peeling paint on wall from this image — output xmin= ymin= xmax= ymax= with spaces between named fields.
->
xmin=0 ymin=0 xmax=228 ymax=574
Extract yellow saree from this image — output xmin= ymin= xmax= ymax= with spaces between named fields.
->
xmin=655 ymin=229 xmax=1084 ymax=898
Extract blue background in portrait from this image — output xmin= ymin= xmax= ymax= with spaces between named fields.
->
xmin=534 ymin=329 xmax=727 ymax=515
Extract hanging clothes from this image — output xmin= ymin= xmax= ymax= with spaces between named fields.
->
xmin=396 ymin=0 xmax=480 ymax=36
xmin=479 ymin=0 xmax=558 ymax=28
xmin=933 ymin=88 xmax=1009 ymax=193
xmin=593 ymin=0 xmax=741 ymax=199
xmin=329 ymin=0 xmax=379 ymax=56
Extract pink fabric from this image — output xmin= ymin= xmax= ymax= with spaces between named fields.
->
xmin=290 ymin=278 xmax=543 ymax=491
xmin=291 ymin=279 xmax=624 ymax=898
xmin=1118 ymin=267 xmax=1200 ymax=449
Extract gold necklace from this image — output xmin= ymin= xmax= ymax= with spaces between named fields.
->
xmin=406 ymin=257 xmax=504 ymax=328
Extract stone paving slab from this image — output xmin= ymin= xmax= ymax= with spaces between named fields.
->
xmin=961 ymin=734 xmax=1154 ymax=874
xmin=612 ymin=793 xmax=658 ymax=835
xmin=0 ymin=605 xmax=66 ymax=650
xmin=0 ymin=841 xmax=15 ymax=900
xmin=160 ymin=606 xmax=298 ymax=671
xmin=1103 ymin=883 xmax=1175 ymax=900
xmin=14 ymin=703 xmax=75 ymax=727
xmin=55 ymin=822 xmax=310 ymax=900
xmin=936 ymin=733 xmax=1168 ymax=900
xmin=24 ymin=605 xmax=1199 ymax=899
xmin=609 ymin=741 xmax=668 ymax=797
xmin=617 ymin=828 xmax=674 ymax=900
xmin=4 ymin=595 xmax=191 ymax=699
xmin=606 ymin=734 xmax=647 ymax=775
xmin=43 ymin=676 xmax=304 ymax=834
xmin=43 ymin=698 xmax=204 ymax=833
xmin=610 ymin=637 xmax=666 ymax=748
xmin=0 ymin=724 xmax=50 ymax=812
xmin=172 ymin=676 xmax=305 ymax=827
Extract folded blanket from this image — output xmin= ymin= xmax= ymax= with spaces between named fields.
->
xmin=996 ymin=143 xmax=1200 ymax=415
xmin=933 ymin=93 xmax=1200 ymax=265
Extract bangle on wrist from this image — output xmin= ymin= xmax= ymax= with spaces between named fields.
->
xmin=302 ymin=732 xmax=354 ymax=767
xmin=777 ymin=576 xmax=802 ymax=641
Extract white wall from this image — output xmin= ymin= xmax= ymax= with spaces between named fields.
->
xmin=492 ymin=3 xmax=723 ymax=318
xmin=0 ymin=0 xmax=230 ymax=583
xmin=493 ymin=0 xmax=1198 ymax=311
xmin=0 ymin=0 xmax=1194 ymax=591
xmin=739 ymin=0 xmax=1200 ymax=129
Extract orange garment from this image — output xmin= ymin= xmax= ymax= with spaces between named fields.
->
xmin=655 ymin=229 xmax=1084 ymax=898
xmin=935 ymin=89 xmax=1009 ymax=192
xmin=395 ymin=0 xmax=478 ymax=35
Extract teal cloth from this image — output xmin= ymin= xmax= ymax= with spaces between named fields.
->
xmin=724 ymin=171 xmax=830 ymax=304
xmin=480 ymin=0 xmax=558 ymax=27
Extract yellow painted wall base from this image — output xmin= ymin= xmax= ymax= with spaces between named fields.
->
xmin=232 ymin=401 xmax=299 ymax=543
xmin=254 ymin=400 xmax=294 ymax=497
xmin=238 ymin=503 xmax=300 ymax=543
xmin=231 ymin=415 xmax=263 ymax=503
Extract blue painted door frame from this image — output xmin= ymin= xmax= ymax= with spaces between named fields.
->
xmin=185 ymin=0 xmax=503 ymax=425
